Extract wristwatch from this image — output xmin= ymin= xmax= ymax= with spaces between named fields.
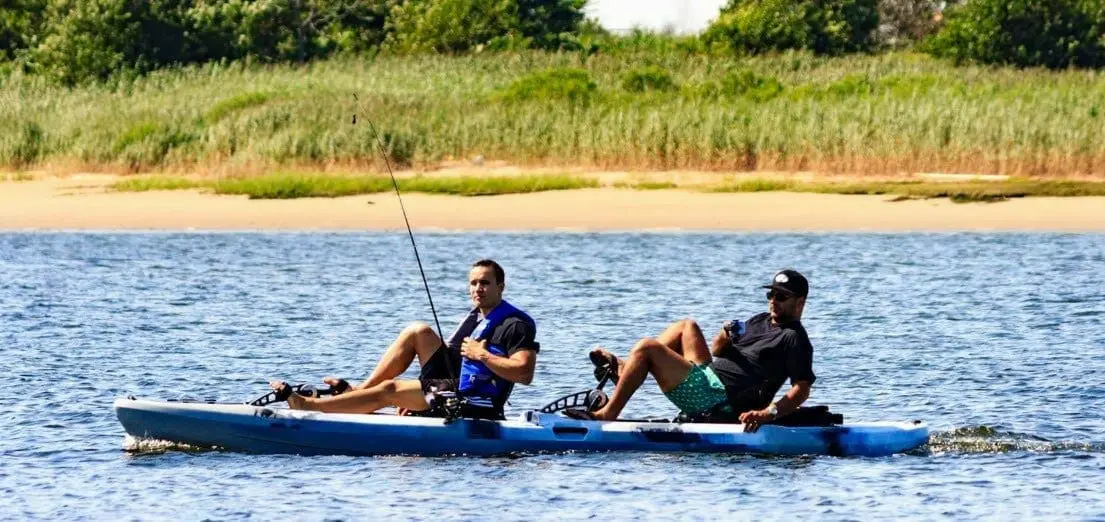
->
xmin=767 ymin=403 xmax=779 ymax=419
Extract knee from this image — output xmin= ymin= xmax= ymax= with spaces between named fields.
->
xmin=630 ymin=338 xmax=663 ymax=359
xmin=403 ymin=322 xmax=435 ymax=340
xmin=678 ymin=319 xmax=701 ymax=333
xmin=377 ymin=379 xmax=399 ymax=394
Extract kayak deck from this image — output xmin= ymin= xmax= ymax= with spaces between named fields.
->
xmin=114 ymin=397 xmax=929 ymax=457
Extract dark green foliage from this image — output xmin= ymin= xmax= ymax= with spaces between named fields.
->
xmin=622 ymin=65 xmax=675 ymax=92
xmin=514 ymin=0 xmax=587 ymax=51
xmin=925 ymin=0 xmax=1105 ymax=69
xmin=189 ymin=0 xmax=391 ymax=62
xmin=386 ymin=0 xmax=585 ymax=53
xmin=0 ymin=0 xmax=46 ymax=61
xmin=26 ymin=0 xmax=393 ymax=84
xmin=703 ymin=0 xmax=879 ymax=55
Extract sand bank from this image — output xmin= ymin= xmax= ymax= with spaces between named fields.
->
xmin=2 ymin=175 xmax=1104 ymax=231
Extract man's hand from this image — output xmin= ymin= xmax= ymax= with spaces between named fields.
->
xmin=460 ymin=337 xmax=491 ymax=362
xmin=739 ymin=408 xmax=775 ymax=433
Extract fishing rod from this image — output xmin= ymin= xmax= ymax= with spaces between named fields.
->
xmin=352 ymin=94 xmax=455 ymax=380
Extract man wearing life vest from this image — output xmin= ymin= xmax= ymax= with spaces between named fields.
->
xmin=575 ymin=270 xmax=815 ymax=432
xmin=272 ymin=259 xmax=539 ymax=419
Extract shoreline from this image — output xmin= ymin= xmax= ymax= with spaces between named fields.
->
xmin=3 ymin=175 xmax=1105 ymax=232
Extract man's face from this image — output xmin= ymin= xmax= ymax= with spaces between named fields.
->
xmin=767 ymin=289 xmax=804 ymax=324
xmin=469 ymin=266 xmax=504 ymax=310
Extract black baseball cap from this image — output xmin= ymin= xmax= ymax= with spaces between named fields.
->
xmin=761 ymin=269 xmax=808 ymax=297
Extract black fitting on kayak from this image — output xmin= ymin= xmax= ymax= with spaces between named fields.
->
xmin=539 ymin=389 xmax=608 ymax=414
xmin=246 ymin=382 xmax=347 ymax=407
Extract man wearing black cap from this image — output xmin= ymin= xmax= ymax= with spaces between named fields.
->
xmin=577 ymin=270 xmax=815 ymax=431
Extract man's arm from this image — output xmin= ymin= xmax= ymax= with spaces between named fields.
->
xmin=478 ymin=348 xmax=537 ymax=385
xmin=738 ymin=380 xmax=811 ymax=430
xmin=770 ymin=380 xmax=812 ymax=417
xmin=711 ymin=320 xmax=741 ymax=357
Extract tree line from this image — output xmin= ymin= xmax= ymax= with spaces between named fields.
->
xmin=2 ymin=0 xmax=1104 ymax=85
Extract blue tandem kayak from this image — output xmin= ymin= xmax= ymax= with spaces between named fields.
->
xmin=114 ymin=397 xmax=928 ymax=457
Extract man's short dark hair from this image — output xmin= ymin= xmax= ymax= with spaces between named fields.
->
xmin=472 ymin=259 xmax=505 ymax=285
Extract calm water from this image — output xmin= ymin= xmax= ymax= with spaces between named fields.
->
xmin=2 ymin=232 xmax=1104 ymax=520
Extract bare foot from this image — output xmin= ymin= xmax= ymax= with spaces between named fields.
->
xmin=323 ymin=377 xmax=353 ymax=395
xmin=589 ymin=347 xmax=622 ymax=383
xmin=589 ymin=407 xmax=617 ymax=421
xmin=269 ymin=381 xmax=316 ymax=411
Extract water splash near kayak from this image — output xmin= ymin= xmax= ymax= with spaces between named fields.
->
xmin=123 ymin=435 xmax=219 ymax=455
xmin=924 ymin=426 xmax=1105 ymax=455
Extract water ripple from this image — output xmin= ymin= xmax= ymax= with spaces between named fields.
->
xmin=1 ymin=232 xmax=1103 ymax=519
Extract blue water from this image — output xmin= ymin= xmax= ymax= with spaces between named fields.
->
xmin=2 ymin=232 xmax=1104 ymax=520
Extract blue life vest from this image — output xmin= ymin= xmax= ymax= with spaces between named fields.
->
xmin=455 ymin=300 xmax=535 ymax=408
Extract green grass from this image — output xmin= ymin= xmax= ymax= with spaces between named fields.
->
xmin=4 ymin=49 xmax=1105 ymax=176
xmin=2 ymin=172 xmax=35 ymax=181
xmin=706 ymin=178 xmax=1105 ymax=202
xmin=111 ymin=176 xmax=204 ymax=191
xmin=110 ymin=173 xmax=598 ymax=199
xmin=107 ymin=172 xmax=1105 ymax=202
xmin=613 ymin=180 xmax=679 ymax=190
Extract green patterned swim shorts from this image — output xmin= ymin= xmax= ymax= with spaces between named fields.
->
xmin=664 ymin=364 xmax=731 ymax=415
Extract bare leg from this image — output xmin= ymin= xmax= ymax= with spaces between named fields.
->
xmin=355 ymin=323 xmax=444 ymax=389
xmin=655 ymin=319 xmax=711 ymax=365
xmin=589 ymin=320 xmax=710 ymax=378
xmin=284 ymin=379 xmax=429 ymax=414
xmin=590 ymin=338 xmax=694 ymax=421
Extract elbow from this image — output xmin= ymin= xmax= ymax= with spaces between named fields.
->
xmin=517 ymin=370 xmax=535 ymax=386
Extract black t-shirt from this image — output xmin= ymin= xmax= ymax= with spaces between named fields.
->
xmin=708 ymin=312 xmax=815 ymax=408
xmin=482 ymin=316 xmax=539 ymax=405
xmin=488 ymin=317 xmax=540 ymax=356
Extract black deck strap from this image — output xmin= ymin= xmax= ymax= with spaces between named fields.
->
xmin=767 ymin=405 xmax=843 ymax=427
xmin=272 ymin=382 xmax=293 ymax=402
xmin=562 ymin=408 xmax=597 ymax=421
xmin=330 ymin=379 xmax=351 ymax=395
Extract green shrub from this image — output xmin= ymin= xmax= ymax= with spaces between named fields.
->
xmin=622 ymin=65 xmax=675 ymax=92
xmin=924 ymin=0 xmax=1105 ymax=69
xmin=204 ymin=91 xmax=272 ymax=124
xmin=720 ymin=70 xmax=783 ymax=101
xmin=0 ymin=0 xmax=46 ymax=61
xmin=2 ymin=121 xmax=46 ymax=168
xmin=29 ymin=0 xmax=393 ymax=84
xmin=826 ymin=74 xmax=875 ymax=96
xmin=387 ymin=0 xmax=585 ymax=53
xmin=32 ymin=0 xmax=142 ymax=85
xmin=513 ymin=0 xmax=587 ymax=51
xmin=496 ymin=67 xmax=596 ymax=103
xmin=703 ymin=0 xmax=879 ymax=55
xmin=113 ymin=121 xmax=198 ymax=168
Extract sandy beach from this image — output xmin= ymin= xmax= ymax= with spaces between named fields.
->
xmin=2 ymin=174 xmax=1104 ymax=231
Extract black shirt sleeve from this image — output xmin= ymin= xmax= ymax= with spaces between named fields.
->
xmin=784 ymin=330 xmax=816 ymax=385
xmin=496 ymin=318 xmax=540 ymax=356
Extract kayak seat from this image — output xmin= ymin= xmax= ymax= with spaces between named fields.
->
xmin=676 ymin=405 xmax=843 ymax=426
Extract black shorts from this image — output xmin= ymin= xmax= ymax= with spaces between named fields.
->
xmin=418 ymin=345 xmax=461 ymax=395
xmin=412 ymin=345 xmax=503 ymax=420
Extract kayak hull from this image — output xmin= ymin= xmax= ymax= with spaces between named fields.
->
xmin=114 ymin=397 xmax=929 ymax=457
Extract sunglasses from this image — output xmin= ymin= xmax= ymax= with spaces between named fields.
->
xmin=766 ymin=290 xmax=796 ymax=302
